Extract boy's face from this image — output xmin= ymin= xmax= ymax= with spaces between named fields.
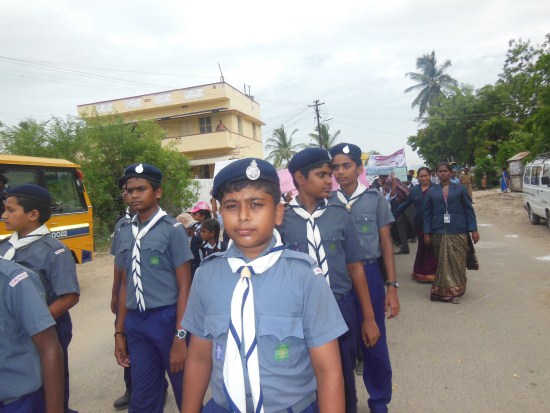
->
xmin=191 ymin=212 xmax=205 ymax=222
xmin=220 ymin=186 xmax=283 ymax=259
xmin=296 ymin=163 xmax=333 ymax=200
xmin=2 ymin=197 xmax=39 ymax=235
xmin=185 ymin=226 xmax=195 ymax=237
xmin=125 ymin=178 xmax=161 ymax=216
xmin=331 ymin=154 xmax=362 ymax=188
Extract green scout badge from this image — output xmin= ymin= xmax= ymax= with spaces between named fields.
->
xmin=150 ymin=256 xmax=160 ymax=265
xmin=275 ymin=343 xmax=289 ymax=362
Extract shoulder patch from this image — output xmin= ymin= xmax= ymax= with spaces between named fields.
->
xmin=173 ymin=222 xmax=183 ymax=228
xmin=313 ymin=267 xmax=324 ymax=275
xmin=54 ymin=248 xmax=66 ymax=255
xmin=9 ymin=271 xmax=28 ymax=287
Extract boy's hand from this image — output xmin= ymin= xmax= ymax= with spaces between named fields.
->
xmin=110 ymin=294 xmax=117 ymax=314
xmin=361 ymin=319 xmax=380 ymax=348
xmin=170 ymin=338 xmax=187 ymax=373
xmin=115 ymin=335 xmax=130 ymax=367
xmin=385 ymin=288 xmax=400 ymax=319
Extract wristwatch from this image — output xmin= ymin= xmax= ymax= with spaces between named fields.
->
xmin=175 ymin=329 xmax=188 ymax=340
xmin=386 ymin=281 xmax=399 ymax=288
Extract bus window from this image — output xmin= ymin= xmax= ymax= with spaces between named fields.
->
xmin=44 ymin=170 xmax=87 ymax=213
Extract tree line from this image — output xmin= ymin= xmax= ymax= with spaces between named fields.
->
xmin=0 ymin=115 xmax=197 ymax=242
xmin=405 ymin=34 xmax=550 ymax=185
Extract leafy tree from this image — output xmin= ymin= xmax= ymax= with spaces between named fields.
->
xmin=405 ymin=51 xmax=459 ymax=117
xmin=265 ymin=126 xmax=305 ymax=168
xmin=0 ymin=115 xmax=197 ymax=240
xmin=308 ymin=123 xmax=340 ymax=149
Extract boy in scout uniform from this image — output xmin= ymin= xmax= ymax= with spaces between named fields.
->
xmin=0 ymin=184 xmax=80 ymax=413
xmin=113 ymin=163 xmax=193 ymax=413
xmin=329 ymin=143 xmax=400 ymax=413
xmin=0 ymin=259 xmax=64 ymax=413
xmin=181 ymin=158 xmax=348 ymax=413
xmin=277 ymin=148 xmax=380 ymax=413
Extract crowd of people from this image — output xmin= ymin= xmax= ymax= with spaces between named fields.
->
xmin=1 ymin=145 xmax=481 ymax=413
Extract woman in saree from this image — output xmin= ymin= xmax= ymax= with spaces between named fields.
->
xmin=424 ymin=162 xmax=480 ymax=303
xmin=395 ymin=167 xmax=438 ymax=282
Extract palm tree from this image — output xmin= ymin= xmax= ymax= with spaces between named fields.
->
xmin=265 ymin=125 xmax=305 ymax=168
xmin=405 ymin=51 xmax=458 ymax=117
xmin=308 ymin=124 xmax=341 ymax=150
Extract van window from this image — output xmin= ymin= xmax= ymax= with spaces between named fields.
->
xmin=543 ymin=164 xmax=550 ymax=185
xmin=524 ymin=167 xmax=531 ymax=185
xmin=532 ymin=166 xmax=542 ymax=185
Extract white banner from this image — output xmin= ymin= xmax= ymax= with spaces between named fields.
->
xmin=367 ymin=148 xmax=406 ymax=167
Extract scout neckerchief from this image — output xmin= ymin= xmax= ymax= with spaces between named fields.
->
xmin=289 ymin=197 xmax=330 ymax=285
xmin=3 ymin=224 xmax=50 ymax=260
xmin=199 ymin=240 xmax=223 ymax=260
xmin=131 ymin=207 xmax=167 ymax=312
xmin=224 ymin=230 xmax=285 ymax=413
xmin=337 ymin=181 xmax=368 ymax=210
xmin=125 ymin=207 xmax=132 ymax=220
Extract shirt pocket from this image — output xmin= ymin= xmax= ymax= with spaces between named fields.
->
xmin=258 ymin=314 xmax=307 ymax=366
xmin=204 ymin=313 xmax=230 ymax=363
xmin=354 ymin=213 xmax=378 ymax=235
xmin=287 ymin=237 xmax=309 ymax=255
xmin=321 ymin=232 xmax=344 ymax=258
xmin=140 ymin=240 xmax=168 ymax=267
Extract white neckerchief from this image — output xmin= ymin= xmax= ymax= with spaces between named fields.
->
xmin=3 ymin=224 xmax=50 ymax=260
xmin=125 ymin=207 xmax=132 ymax=220
xmin=337 ymin=181 xmax=368 ymax=210
xmin=289 ymin=198 xmax=330 ymax=285
xmin=223 ymin=230 xmax=284 ymax=413
xmin=131 ymin=208 xmax=167 ymax=312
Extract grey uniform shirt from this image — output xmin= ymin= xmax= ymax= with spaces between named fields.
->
xmin=110 ymin=214 xmax=132 ymax=256
xmin=277 ymin=201 xmax=365 ymax=298
xmin=329 ymin=189 xmax=395 ymax=261
xmin=182 ymin=238 xmax=347 ymax=412
xmin=0 ymin=258 xmax=56 ymax=402
xmin=114 ymin=210 xmax=193 ymax=310
xmin=0 ymin=235 xmax=80 ymax=305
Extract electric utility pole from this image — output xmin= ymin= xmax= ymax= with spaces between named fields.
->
xmin=309 ymin=100 xmax=325 ymax=147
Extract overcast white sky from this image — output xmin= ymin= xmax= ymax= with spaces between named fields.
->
xmin=1 ymin=0 xmax=549 ymax=165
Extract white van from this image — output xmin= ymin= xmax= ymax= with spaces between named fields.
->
xmin=523 ymin=153 xmax=550 ymax=229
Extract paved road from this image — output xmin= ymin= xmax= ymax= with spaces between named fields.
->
xmin=69 ymin=196 xmax=550 ymax=412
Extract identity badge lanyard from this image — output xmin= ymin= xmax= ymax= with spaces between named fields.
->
xmin=443 ymin=186 xmax=451 ymax=224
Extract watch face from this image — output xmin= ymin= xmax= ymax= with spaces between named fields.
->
xmin=175 ymin=330 xmax=187 ymax=339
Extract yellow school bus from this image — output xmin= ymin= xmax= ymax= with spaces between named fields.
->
xmin=0 ymin=155 xmax=93 ymax=263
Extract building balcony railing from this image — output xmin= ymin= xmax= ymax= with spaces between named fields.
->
xmin=162 ymin=130 xmax=239 ymax=154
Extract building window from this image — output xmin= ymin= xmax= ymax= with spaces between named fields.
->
xmin=199 ymin=117 xmax=212 ymax=134
xmin=237 ymin=116 xmax=243 ymax=134
xmin=252 ymin=123 xmax=257 ymax=140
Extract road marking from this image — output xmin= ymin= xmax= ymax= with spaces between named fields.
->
xmin=535 ymin=255 xmax=550 ymax=261
xmin=455 ymin=288 xmax=501 ymax=314
xmin=505 ymin=235 xmax=519 ymax=238
xmin=478 ymin=223 xmax=492 ymax=227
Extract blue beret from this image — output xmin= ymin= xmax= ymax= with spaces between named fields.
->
xmin=329 ymin=143 xmax=362 ymax=160
xmin=212 ymin=158 xmax=279 ymax=201
xmin=7 ymin=184 xmax=51 ymax=205
xmin=122 ymin=163 xmax=163 ymax=184
xmin=288 ymin=148 xmax=332 ymax=175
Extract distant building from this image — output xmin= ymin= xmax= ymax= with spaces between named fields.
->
xmin=77 ymin=82 xmax=264 ymax=179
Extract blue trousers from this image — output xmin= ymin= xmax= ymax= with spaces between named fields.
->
xmin=336 ymin=292 xmax=359 ymax=413
xmin=125 ymin=304 xmax=184 ymax=413
xmin=202 ymin=398 xmax=319 ymax=413
xmin=354 ymin=262 xmax=392 ymax=413
xmin=0 ymin=388 xmax=45 ymax=413
xmin=55 ymin=312 xmax=73 ymax=413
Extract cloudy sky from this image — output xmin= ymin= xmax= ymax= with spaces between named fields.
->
xmin=1 ymin=0 xmax=549 ymax=165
